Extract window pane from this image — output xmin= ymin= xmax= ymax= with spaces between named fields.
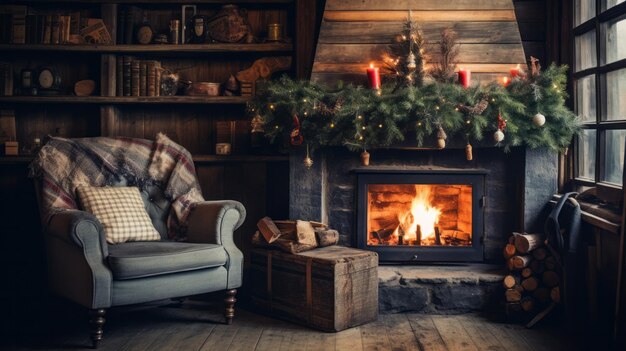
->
xmin=575 ymin=30 xmax=597 ymax=72
xmin=603 ymin=129 xmax=626 ymax=184
xmin=604 ymin=16 xmax=626 ymax=64
xmin=576 ymin=75 xmax=597 ymax=122
xmin=606 ymin=0 xmax=626 ymax=10
xmin=578 ymin=129 xmax=597 ymax=180
xmin=575 ymin=0 xmax=595 ymax=26
xmin=605 ymin=69 xmax=626 ymax=120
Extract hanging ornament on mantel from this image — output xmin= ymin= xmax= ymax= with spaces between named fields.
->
xmin=437 ymin=126 xmax=447 ymax=149
xmin=290 ymin=114 xmax=304 ymax=146
xmin=466 ymin=142 xmax=473 ymax=161
xmin=360 ymin=150 xmax=370 ymax=166
xmin=494 ymin=111 xmax=506 ymax=143
xmin=303 ymin=144 xmax=314 ymax=169
xmin=533 ymin=112 xmax=546 ymax=127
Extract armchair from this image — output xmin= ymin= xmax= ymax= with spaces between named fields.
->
xmin=32 ymin=137 xmax=245 ymax=348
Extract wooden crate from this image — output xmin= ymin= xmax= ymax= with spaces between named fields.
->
xmin=249 ymin=245 xmax=379 ymax=332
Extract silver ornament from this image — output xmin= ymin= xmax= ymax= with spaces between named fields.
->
xmin=533 ymin=113 xmax=546 ymax=127
xmin=493 ymin=129 xmax=505 ymax=143
xmin=407 ymin=52 xmax=417 ymax=71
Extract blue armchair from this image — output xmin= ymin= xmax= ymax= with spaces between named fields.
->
xmin=35 ymin=145 xmax=245 ymax=349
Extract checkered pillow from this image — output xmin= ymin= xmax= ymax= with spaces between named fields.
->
xmin=77 ymin=186 xmax=161 ymax=244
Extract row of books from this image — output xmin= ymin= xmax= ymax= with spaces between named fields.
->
xmin=0 ymin=6 xmax=85 ymax=45
xmin=117 ymin=56 xmax=163 ymax=97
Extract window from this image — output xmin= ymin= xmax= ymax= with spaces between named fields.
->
xmin=573 ymin=0 xmax=626 ymax=187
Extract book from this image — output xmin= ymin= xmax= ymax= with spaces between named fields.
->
xmin=116 ymin=56 xmax=123 ymax=96
xmin=43 ymin=14 xmax=51 ymax=44
xmin=11 ymin=13 xmax=26 ymax=44
xmin=0 ymin=63 xmax=13 ymax=96
xmin=131 ymin=59 xmax=140 ymax=96
xmin=61 ymin=15 xmax=71 ymax=43
xmin=117 ymin=7 xmax=125 ymax=44
xmin=139 ymin=60 xmax=147 ymax=96
xmin=70 ymin=11 xmax=80 ymax=35
xmin=123 ymin=56 xmax=132 ymax=96
xmin=123 ymin=6 xmax=135 ymax=44
xmin=146 ymin=60 xmax=156 ymax=97
xmin=50 ymin=14 xmax=60 ymax=44
xmin=155 ymin=61 xmax=162 ymax=96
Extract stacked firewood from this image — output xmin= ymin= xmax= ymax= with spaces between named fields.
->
xmin=502 ymin=232 xmax=561 ymax=320
xmin=252 ymin=217 xmax=340 ymax=254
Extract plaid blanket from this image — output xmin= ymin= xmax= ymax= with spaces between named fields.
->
xmin=29 ymin=133 xmax=204 ymax=240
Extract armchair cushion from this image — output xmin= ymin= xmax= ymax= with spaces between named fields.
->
xmin=77 ymin=186 xmax=161 ymax=244
xmin=107 ymin=241 xmax=227 ymax=280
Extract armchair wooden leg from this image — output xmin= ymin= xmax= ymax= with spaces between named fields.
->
xmin=89 ymin=308 xmax=106 ymax=349
xmin=224 ymin=289 xmax=237 ymax=325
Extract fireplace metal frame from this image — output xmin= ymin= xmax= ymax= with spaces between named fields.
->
xmin=355 ymin=168 xmax=486 ymax=263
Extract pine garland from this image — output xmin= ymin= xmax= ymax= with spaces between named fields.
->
xmin=249 ymin=64 xmax=581 ymax=154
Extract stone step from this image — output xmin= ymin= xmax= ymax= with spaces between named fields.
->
xmin=379 ymin=264 xmax=504 ymax=314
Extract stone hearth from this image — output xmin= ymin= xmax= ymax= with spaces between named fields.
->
xmin=378 ymin=265 xmax=503 ymax=314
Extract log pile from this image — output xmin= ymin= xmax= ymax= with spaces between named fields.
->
xmin=502 ymin=232 xmax=561 ymax=321
xmin=252 ymin=217 xmax=340 ymax=254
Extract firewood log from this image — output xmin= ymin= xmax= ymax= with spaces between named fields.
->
xmin=529 ymin=259 xmax=546 ymax=274
xmin=503 ymin=244 xmax=516 ymax=259
xmin=257 ymin=217 xmax=282 ymax=243
xmin=550 ymin=286 xmax=561 ymax=303
xmin=503 ymin=274 xmax=520 ymax=289
xmin=521 ymin=277 xmax=539 ymax=292
xmin=508 ymin=235 xmax=516 ymax=245
xmin=505 ymin=289 xmax=522 ymax=302
xmin=509 ymin=255 xmax=532 ymax=270
xmin=533 ymin=287 xmax=550 ymax=304
xmin=532 ymin=247 xmax=548 ymax=260
xmin=521 ymin=267 xmax=533 ymax=278
xmin=315 ymin=228 xmax=339 ymax=247
xmin=514 ymin=233 xmax=544 ymax=254
xmin=514 ymin=285 xmax=524 ymax=294
xmin=542 ymin=271 xmax=560 ymax=287
xmin=545 ymin=256 xmax=557 ymax=270
xmin=296 ymin=220 xmax=317 ymax=246
xmin=520 ymin=296 xmax=536 ymax=312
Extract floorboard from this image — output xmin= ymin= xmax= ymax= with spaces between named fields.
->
xmin=4 ymin=300 xmax=575 ymax=351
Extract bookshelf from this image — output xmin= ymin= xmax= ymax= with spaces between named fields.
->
xmin=0 ymin=42 xmax=293 ymax=53
xmin=0 ymin=95 xmax=250 ymax=104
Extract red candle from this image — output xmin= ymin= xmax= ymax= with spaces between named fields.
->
xmin=458 ymin=68 xmax=471 ymax=88
xmin=502 ymin=76 xmax=510 ymax=87
xmin=367 ymin=63 xmax=381 ymax=90
xmin=510 ymin=64 xmax=521 ymax=78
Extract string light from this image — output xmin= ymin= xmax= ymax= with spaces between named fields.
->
xmin=378 ymin=124 xmax=383 ymax=128
xmin=357 ymin=115 xmax=363 ymax=120
xmin=491 ymin=98 xmax=496 ymax=102
xmin=275 ymin=125 xmax=279 ymax=129
xmin=330 ymin=123 xmax=335 ymax=128
xmin=269 ymin=104 xmax=275 ymax=110
xmin=417 ymin=122 xmax=422 ymax=127
xmin=455 ymin=107 xmax=459 ymax=111
xmin=466 ymin=119 xmax=471 ymax=124
xmin=362 ymin=126 xmax=366 ymax=130
xmin=303 ymin=111 xmax=308 ymax=116
xmin=359 ymin=136 xmax=364 ymax=140
xmin=435 ymin=106 xmax=440 ymax=110
xmin=303 ymin=99 xmax=307 ymax=103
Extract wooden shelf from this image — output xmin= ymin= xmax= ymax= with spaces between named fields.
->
xmin=13 ymin=0 xmax=293 ymax=3
xmin=0 ymin=96 xmax=250 ymax=105
xmin=0 ymin=154 xmax=288 ymax=165
xmin=192 ymin=155 xmax=288 ymax=163
xmin=0 ymin=43 xmax=293 ymax=54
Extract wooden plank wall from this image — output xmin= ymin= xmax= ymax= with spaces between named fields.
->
xmin=311 ymin=0 xmax=529 ymax=86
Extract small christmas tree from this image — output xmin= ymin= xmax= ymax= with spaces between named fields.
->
xmin=382 ymin=11 xmax=427 ymax=89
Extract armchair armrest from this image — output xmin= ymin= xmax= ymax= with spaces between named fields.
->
xmin=46 ymin=210 xmax=112 ymax=308
xmin=186 ymin=200 xmax=246 ymax=289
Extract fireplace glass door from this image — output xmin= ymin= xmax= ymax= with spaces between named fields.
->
xmin=356 ymin=170 xmax=485 ymax=263
xmin=367 ymin=184 xmax=473 ymax=247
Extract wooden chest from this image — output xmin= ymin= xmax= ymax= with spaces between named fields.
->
xmin=249 ymin=246 xmax=379 ymax=332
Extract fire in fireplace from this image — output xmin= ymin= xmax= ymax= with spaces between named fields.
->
xmin=356 ymin=169 xmax=485 ymax=263
xmin=367 ymin=184 xmax=473 ymax=247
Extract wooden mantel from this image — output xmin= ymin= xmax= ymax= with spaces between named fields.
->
xmin=311 ymin=0 xmax=527 ymax=85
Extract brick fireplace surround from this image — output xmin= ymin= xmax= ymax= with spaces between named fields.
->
xmin=289 ymin=145 xmax=558 ymax=313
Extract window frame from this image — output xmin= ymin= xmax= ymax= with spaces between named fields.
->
xmin=572 ymin=0 xmax=626 ymax=191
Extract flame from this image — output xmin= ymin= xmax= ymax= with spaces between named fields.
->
xmin=393 ymin=185 xmax=441 ymax=243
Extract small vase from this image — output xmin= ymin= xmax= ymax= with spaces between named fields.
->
xmin=360 ymin=150 xmax=370 ymax=166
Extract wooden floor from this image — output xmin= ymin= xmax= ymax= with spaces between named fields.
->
xmin=7 ymin=299 xmax=576 ymax=351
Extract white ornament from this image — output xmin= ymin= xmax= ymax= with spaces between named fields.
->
xmin=533 ymin=113 xmax=546 ymax=127
xmin=303 ymin=156 xmax=314 ymax=169
xmin=406 ymin=52 xmax=417 ymax=71
xmin=494 ymin=129 xmax=505 ymax=143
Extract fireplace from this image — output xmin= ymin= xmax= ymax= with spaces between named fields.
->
xmin=356 ymin=168 xmax=486 ymax=263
